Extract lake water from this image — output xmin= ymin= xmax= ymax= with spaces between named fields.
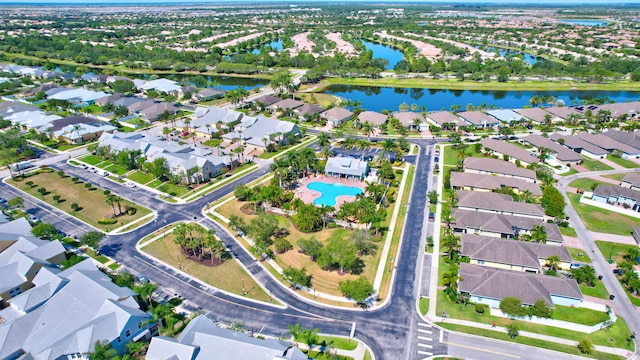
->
xmin=250 ymin=39 xmax=284 ymax=55
xmin=561 ymin=19 xmax=608 ymax=26
xmin=324 ymin=85 xmax=640 ymax=112
xmin=308 ymin=181 xmax=363 ymax=207
xmin=360 ymin=40 xmax=404 ymax=70
xmin=206 ymin=76 xmax=268 ymax=91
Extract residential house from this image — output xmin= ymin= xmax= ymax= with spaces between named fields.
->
xmin=480 ymin=138 xmax=540 ymax=166
xmin=53 ymin=122 xmax=117 ymax=144
xmin=578 ymin=132 xmax=640 ymax=159
xmin=601 ymin=130 xmax=640 ymax=152
xmin=146 ymin=315 xmax=307 ymax=360
xmin=450 ymin=172 xmax=542 ymax=196
xmin=18 ymin=84 xmax=59 ymax=99
xmin=425 ymin=111 xmax=467 ymax=130
xmin=456 ymin=190 xmax=545 ymax=220
xmin=137 ymin=78 xmax=181 ymax=96
xmin=463 ymin=157 xmax=537 ymax=183
xmin=357 ymin=111 xmax=387 ymax=127
xmin=0 ymin=260 xmax=154 ymax=359
xmin=521 ymin=134 xmax=582 ymax=165
xmin=0 ymin=234 xmax=65 ymax=306
xmin=294 ymin=103 xmax=324 ymax=120
xmin=194 ymin=88 xmax=225 ymax=102
xmin=460 ymin=233 xmax=572 ymax=273
xmin=325 ymin=156 xmax=369 ymax=179
xmin=40 ymin=115 xmax=101 ymax=135
xmin=514 ymin=107 xmax=553 ymax=124
xmin=486 ymin=109 xmax=526 ymax=124
xmin=548 ymin=133 xmax=608 ymax=159
xmin=451 ymin=208 xmax=563 ymax=245
xmin=393 ymin=111 xmax=426 ymax=131
xmin=48 ymin=88 xmax=108 ymax=105
xmin=265 ymin=98 xmax=304 ymax=114
xmin=0 ymin=102 xmax=39 ymax=118
xmin=591 ymin=185 xmax=640 ymax=212
xmin=621 ymin=173 xmax=640 ymax=191
xmin=95 ymin=93 xmax=125 ymax=107
xmin=458 ymin=111 xmax=499 ymax=128
xmin=320 ymin=107 xmax=353 ymax=127
xmin=79 ymin=73 xmax=108 ymax=84
xmin=458 ymin=263 xmax=583 ymax=308
xmin=139 ymin=102 xmax=179 ymax=122
xmin=544 ymin=106 xmax=580 ymax=123
xmin=633 ymin=227 xmax=640 ymax=245
xmin=190 ymin=107 xmax=243 ymax=136
xmin=251 ymin=94 xmax=280 ymax=109
xmin=602 ymin=101 xmax=640 ymax=120
xmin=6 ymin=111 xmax=62 ymax=131
xmin=223 ymin=115 xmax=300 ymax=149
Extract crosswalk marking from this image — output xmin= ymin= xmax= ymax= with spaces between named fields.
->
xmin=418 ymin=343 xmax=433 ymax=349
xmin=417 ymin=322 xmax=431 ymax=328
xmin=418 ymin=328 xmax=432 ymax=334
xmin=418 ymin=336 xmax=431 ymax=341
xmin=418 ymin=350 xmax=433 ymax=356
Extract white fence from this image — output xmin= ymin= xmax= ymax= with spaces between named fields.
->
xmin=580 ymin=196 xmax=640 ymax=220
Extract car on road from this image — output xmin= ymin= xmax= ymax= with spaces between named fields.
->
xmin=27 ymin=214 xmax=40 ymax=223
xmin=0 ymin=198 xmax=6 ymax=204
xmin=428 ymin=212 xmax=435 ymax=221
xmin=56 ymin=230 xmax=67 ymax=238
xmin=434 ymin=156 xmax=439 ymax=163
xmin=135 ymin=274 xmax=150 ymax=284
xmin=576 ymin=188 xmax=585 ymax=194
xmin=125 ymin=181 xmax=137 ymax=188
xmin=101 ymin=170 xmax=110 ymax=177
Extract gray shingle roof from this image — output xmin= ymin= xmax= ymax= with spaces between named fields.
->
xmin=549 ymin=133 xmax=608 ymax=156
xmin=460 ymin=233 xmax=571 ymax=270
xmin=592 ymin=184 xmax=640 ymax=202
xmin=514 ymin=107 xmax=552 ymax=124
xmin=456 ymin=190 xmax=545 ymax=218
xmin=450 ymin=172 xmax=542 ymax=196
xmin=358 ymin=111 xmax=387 ymax=126
xmin=578 ymin=133 xmax=640 ymax=155
xmin=464 ymin=157 xmax=537 ymax=180
xmin=426 ymin=111 xmax=467 ymax=127
xmin=266 ymin=99 xmax=303 ymax=111
xmin=148 ymin=315 xmax=307 ymax=360
xmin=522 ymin=134 xmax=582 ymax=162
xmin=459 ymin=263 xmax=582 ymax=307
xmin=622 ymin=173 xmax=640 ymax=188
xmin=320 ymin=107 xmax=353 ymax=123
xmin=481 ymin=138 xmax=540 ymax=164
xmin=458 ymin=111 xmax=499 ymax=126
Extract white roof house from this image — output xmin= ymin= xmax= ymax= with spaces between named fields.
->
xmin=223 ymin=115 xmax=300 ymax=148
xmin=137 ymin=78 xmax=181 ymax=94
xmin=486 ymin=109 xmax=526 ymax=124
xmin=6 ymin=111 xmax=62 ymax=130
xmin=54 ymin=123 xmax=117 ymax=143
xmin=0 ymin=260 xmax=153 ymax=359
xmin=325 ymin=156 xmax=369 ymax=179
xmin=146 ymin=315 xmax=307 ymax=360
xmin=49 ymin=88 xmax=108 ymax=103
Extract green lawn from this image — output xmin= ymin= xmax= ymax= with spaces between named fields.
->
xmin=104 ymin=163 xmax=129 ymax=176
xmin=568 ymin=194 xmax=638 ymax=235
xmin=436 ymin=291 xmax=634 ymax=350
xmin=552 ymin=305 xmax=610 ymax=326
xmin=81 ymin=155 xmax=106 ymax=166
xmin=602 ymin=173 xmax=627 ymax=181
xmin=568 ymin=178 xmax=608 ymax=191
xmin=438 ymin=323 xmax=625 ymax=360
xmin=559 ymin=167 xmax=579 ymax=176
xmin=157 ymin=182 xmax=190 ymax=197
xmin=606 ymin=155 xmax=640 ymax=169
xmin=567 ymin=247 xmax=591 ymax=263
xmin=127 ymin=171 xmax=156 ymax=184
xmin=317 ymin=336 xmax=358 ymax=351
xmin=580 ymin=280 xmax=610 ymax=299
xmin=147 ymin=179 xmax=163 ymax=188
xmin=581 ymin=158 xmax=613 ymax=171
xmin=559 ymin=226 xmax=578 ymax=237
xmin=595 ymin=240 xmax=638 ymax=265
xmin=419 ymin=297 xmax=429 ymax=316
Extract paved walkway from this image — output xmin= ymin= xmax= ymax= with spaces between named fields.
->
xmin=294 ymin=336 xmax=369 ymax=360
xmin=590 ymin=231 xmax=637 ymax=245
xmin=599 ymin=158 xmax=626 ymax=171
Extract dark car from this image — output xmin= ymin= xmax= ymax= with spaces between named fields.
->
xmin=434 ymin=156 xmax=439 ymax=163
xmin=428 ymin=212 xmax=435 ymax=221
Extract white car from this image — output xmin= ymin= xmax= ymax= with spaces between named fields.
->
xmin=27 ymin=214 xmax=40 ymax=223
xmin=125 ymin=181 xmax=137 ymax=188
xmin=101 ymin=171 xmax=110 ymax=177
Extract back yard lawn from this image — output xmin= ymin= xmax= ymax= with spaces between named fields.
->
xmin=581 ymin=158 xmax=613 ymax=171
xmin=568 ymin=194 xmax=638 ymax=236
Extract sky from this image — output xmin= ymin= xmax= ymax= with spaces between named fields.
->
xmin=0 ymin=0 xmax=638 ymax=3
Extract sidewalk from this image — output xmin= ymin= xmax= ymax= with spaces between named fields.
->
xmin=430 ymin=316 xmax=632 ymax=357
xmin=589 ymin=231 xmax=637 ymax=245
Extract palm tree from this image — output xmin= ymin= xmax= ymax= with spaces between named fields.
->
xmin=320 ymin=145 xmax=334 ymax=160
xmin=211 ymin=138 xmax=223 ymax=156
xmin=381 ymin=139 xmax=399 ymax=160
xmin=106 ymin=195 xmax=116 ymax=217
xmin=356 ymin=139 xmax=371 ymax=161
xmin=342 ymin=136 xmax=356 ymax=153
xmin=87 ymin=340 xmax=118 ymax=360
xmin=271 ymin=158 xmax=289 ymax=188
xmin=442 ymin=271 xmax=462 ymax=292
xmin=538 ymin=146 xmax=550 ymax=163
xmin=317 ymin=131 xmax=330 ymax=148
xmin=184 ymin=118 xmax=191 ymax=133
xmin=361 ymin=121 xmax=374 ymax=139
xmin=162 ymin=126 xmax=172 ymax=138
xmin=205 ymin=123 xmax=212 ymax=138
xmin=546 ymin=255 xmax=561 ymax=272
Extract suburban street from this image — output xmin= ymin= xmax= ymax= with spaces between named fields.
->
xmin=2 ymin=138 xmax=639 ymax=360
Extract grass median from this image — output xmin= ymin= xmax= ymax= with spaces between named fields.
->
xmin=8 ymin=169 xmax=152 ymax=232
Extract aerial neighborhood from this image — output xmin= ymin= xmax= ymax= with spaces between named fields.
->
xmin=0 ymin=2 xmax=639 ymax=360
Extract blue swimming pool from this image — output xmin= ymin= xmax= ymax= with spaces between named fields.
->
xmin=307 ymin=182 xmax=363 ymax=207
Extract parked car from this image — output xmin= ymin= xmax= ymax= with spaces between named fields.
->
xmin=569 ymin=263 xmax=584 ymax=269
xmin=576 ymin=188 xmax=585 ymax=194
xmin=125 ymin=181 xmax=136 ymax=188
xmin=613 ymin=268 xmax=622 ymax=275
xmin=135 ymin=274 xmax=150 ymax=284
xmin=101 ymin=170 xmax=110 ymax=177
xmin=27 ymin=214 xmax=40 ymax=223
xmin=170 ymin=130 xmax=180 ymax=136
xmin=0 ymin=198 xmax=6 ymax=204
xmin=434 ymin=156 xmax=439 ymax=163
xmin=181 ymin=131 xmax=189 ymax=137
xmin=428 ymin=212 xmax=435 ymax=221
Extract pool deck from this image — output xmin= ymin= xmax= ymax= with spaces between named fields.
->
xmin=296 ymin=175 xmax=366 ymax=208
